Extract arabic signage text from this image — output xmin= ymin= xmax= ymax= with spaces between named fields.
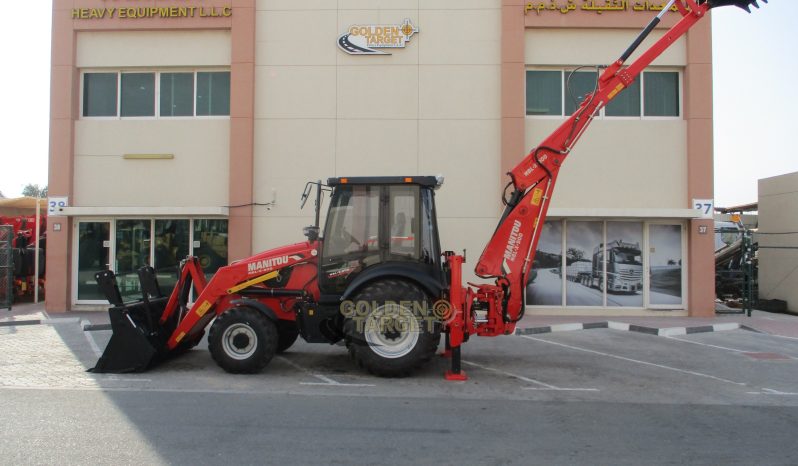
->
xmin=525 ymin=1 xmax=679 ymax=15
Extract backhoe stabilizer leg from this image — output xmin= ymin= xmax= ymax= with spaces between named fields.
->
xmin=444 ymin=345 xmax=467 ymax=381
xmin=441 ymin=332 xmax=452 ymax=358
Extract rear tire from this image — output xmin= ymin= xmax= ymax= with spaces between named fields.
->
xmin=344 ymin=279 xmax=441 ymax=377
xmin=208 ymin=307 xmax=277 ymax=374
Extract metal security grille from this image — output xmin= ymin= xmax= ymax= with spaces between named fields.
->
xmin=0 ymin=225 xmax=12 ymax=310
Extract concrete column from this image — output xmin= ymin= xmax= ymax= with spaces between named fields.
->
xmin=46 ymin=3 xmax=78 ymax=313
xmin=685 ymin=13 xmax=715 ymax=317
xmin=228 ymin=1 xmax=256 ymax=261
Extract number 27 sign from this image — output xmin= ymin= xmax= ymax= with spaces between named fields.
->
xmin=693 ymin=198 xmax=714 ymax=219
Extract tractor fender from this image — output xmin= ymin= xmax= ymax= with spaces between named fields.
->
xmin=340 ymin=263 xmax=444 ymax=302
xmin=228 ymin=299 xmax=278 ymax=323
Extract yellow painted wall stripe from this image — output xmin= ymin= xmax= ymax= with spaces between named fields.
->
xmin=123 ymin=153 xmax=174 ymax=160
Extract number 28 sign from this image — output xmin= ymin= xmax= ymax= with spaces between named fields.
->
xmin=48 ymin=197 xmax=68 ymax=216
xmin=693 ymin=198 xmax=714 ymax=219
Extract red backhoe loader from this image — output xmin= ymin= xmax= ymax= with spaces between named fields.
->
xmin=91 ymin=0 xmax=766 ymax=379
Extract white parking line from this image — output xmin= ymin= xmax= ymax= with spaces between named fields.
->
xmin=276 ymin=356 xmax=375 ymax=387
xmin=762 ymin=333 xmax=798 ymax=342
xmin=83 ymin=329 xmax=104 ymax=358
xmin=666 ymin=335 xmax=798 ymax=360
xmin=462 ymin=359 xmax=599 ymax=392
xmin=462 ymin=359 xmax=556 ymax=388
xmin=521 ymin=387 xmax=600 ymax=392
xmin=102 ymin=377 xmax=152 ymax=383
xmin=665 ymin=336 xmax=748 ymax=353
xmin=747 ymin=388 xmax=798 ymax=396
xmin=519 ymin=335 xmax=747 ymax=387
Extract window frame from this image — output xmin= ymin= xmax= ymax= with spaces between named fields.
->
xmin=195 ymin=70 xmax=232 ymax=118
xmin=79 ymin=68 xmax=231 ymax=120
xmin=119 ymin=71 xmax=157 ymax=119
xmin=525 ymin=218 xmax=688 ymax=311
xmin=82 ymin=72 xmax=119 ymax=118
xmin=159 ymin=71 xmax=197 ymax=118
xmin=71 ymin=217 xmax=229 ymax=306
xmin=525 ymin=67 xmax=683 ymax=121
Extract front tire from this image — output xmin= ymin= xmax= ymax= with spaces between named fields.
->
xmin=208 ymin=307 xmax=278 ymax=374
xmin=344 ymin=279 xmax=441 ymax=377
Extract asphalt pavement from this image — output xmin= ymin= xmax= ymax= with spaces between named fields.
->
xmin=2 ymin=303 xmax=798 ymax=465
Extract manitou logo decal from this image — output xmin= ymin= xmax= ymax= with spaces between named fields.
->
xmin=247 ymin=254 xmax=302 ymax=275
xmin=503 ymin=220 xmax=524 ymax=263
xmin=523 ymin=153 xmax=547 ymax=177
xmin=338 ymin=19 xmax=418 ymax=55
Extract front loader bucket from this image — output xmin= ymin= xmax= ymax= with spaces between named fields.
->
xmin=90 ymin=299 xmax=170 ymax=373
xmin=89 ymin=268 xmax=175 ymax=373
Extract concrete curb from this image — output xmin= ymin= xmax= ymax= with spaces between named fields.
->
xmin=81 ymin=320 xmax=112 ymax=332
xmin=515 ymin=321 xmax=744 ymax=337
xmin=0 ymin=317 xmax=83 ymax=327
xmin=0 ymin=317 xmax=756 ymax=338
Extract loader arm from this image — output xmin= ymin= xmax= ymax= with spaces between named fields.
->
xmin=163 ymin=245 xmax=317 ymax=351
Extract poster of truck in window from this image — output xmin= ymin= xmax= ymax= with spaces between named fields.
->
xmin=527 ymin=221 xmax=647 ymax=308
xmin=565 ymin=221 xmax=604 ymax=306
xmin=649 ymin=224 xmax=683 ymax=306
xmin=604 ymin=222 xmax=644 ymax=307
xmin=526 ymin=220 xmax=563 ymax=306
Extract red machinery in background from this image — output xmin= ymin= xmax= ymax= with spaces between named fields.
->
xmin=91 ymin=0 xmax=766 ymax=378
xmin=0 ymin=214 xmax=46 ymax=301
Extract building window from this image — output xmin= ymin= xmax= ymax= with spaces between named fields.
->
xmin=606 ymin=79 xmax=641 ymax=117
xmin=81 ymin=70 xmax=230 ymax=118
xmin=648 ymin=224 xmax=683 ymax=306
xmin=83 ymin=72 xmax=117 ymax=117
xmin=563 ymin=72 xmax=597 ymax=115
xmin=115 ymin=219 xmax=152 ymax=301
xmin=153 ymin=219 xmax=190 ymax=293
xmin=526 ymin=69 xmax=680 ymax=118
xmin=526 ymin=71 xmax=562 ymax=116
xmin=644 ymin=71 xmax=680 ymax=117
xmin=74 ymin=218 xmax=228 ymax=303
xmin=196 ymin=71 xmax=231 ymax=116
xmin=565 ymin=221 xmax=603 ymax=307
xmin=120 ymin=73 xmax=155 ymax=117
xmin=526 ymin=219 xmax=684 ymax=309
xmin=160 ymin=73 xmax=194 ymax=117
xmin=527 ymin=220 xmax=563 ymax=306
xmin=192 ymin=219 xmax=229 ymax=279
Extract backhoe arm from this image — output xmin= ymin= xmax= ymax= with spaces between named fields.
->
xmin=473 ymin=0 xmax=765 ymax=325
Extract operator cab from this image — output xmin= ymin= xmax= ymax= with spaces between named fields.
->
xmin=313 ymin=176 xmax=444 ymax=296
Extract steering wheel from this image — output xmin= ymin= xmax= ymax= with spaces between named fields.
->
xmin=342 ymin=229 xmax=361 ymax=248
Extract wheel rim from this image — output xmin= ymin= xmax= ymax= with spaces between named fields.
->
xmin=222 ymin=323 xmax=258 ymax=360
xmin=363 ymin=303 xmax=420 ymax=359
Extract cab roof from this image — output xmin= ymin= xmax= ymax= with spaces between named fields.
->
xmin=327 ymin=176 xmax=442 ymax=188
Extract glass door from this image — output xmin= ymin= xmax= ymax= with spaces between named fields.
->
xmin=75 ymin=221 xmax=111 ymax=302
xmin=154 ymin=219 xmax=190 ymax=294
xmin=115 ymin=219 xmax=152 ymax=302
xmin=647 ymin=223 xmax=685 ymax=309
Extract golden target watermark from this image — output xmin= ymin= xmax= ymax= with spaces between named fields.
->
xmin=340 ymin=299 xmax=454 ymax=334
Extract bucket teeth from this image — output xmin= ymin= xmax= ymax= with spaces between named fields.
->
xmin=708 ymin=0 xmax=766 ymax=13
